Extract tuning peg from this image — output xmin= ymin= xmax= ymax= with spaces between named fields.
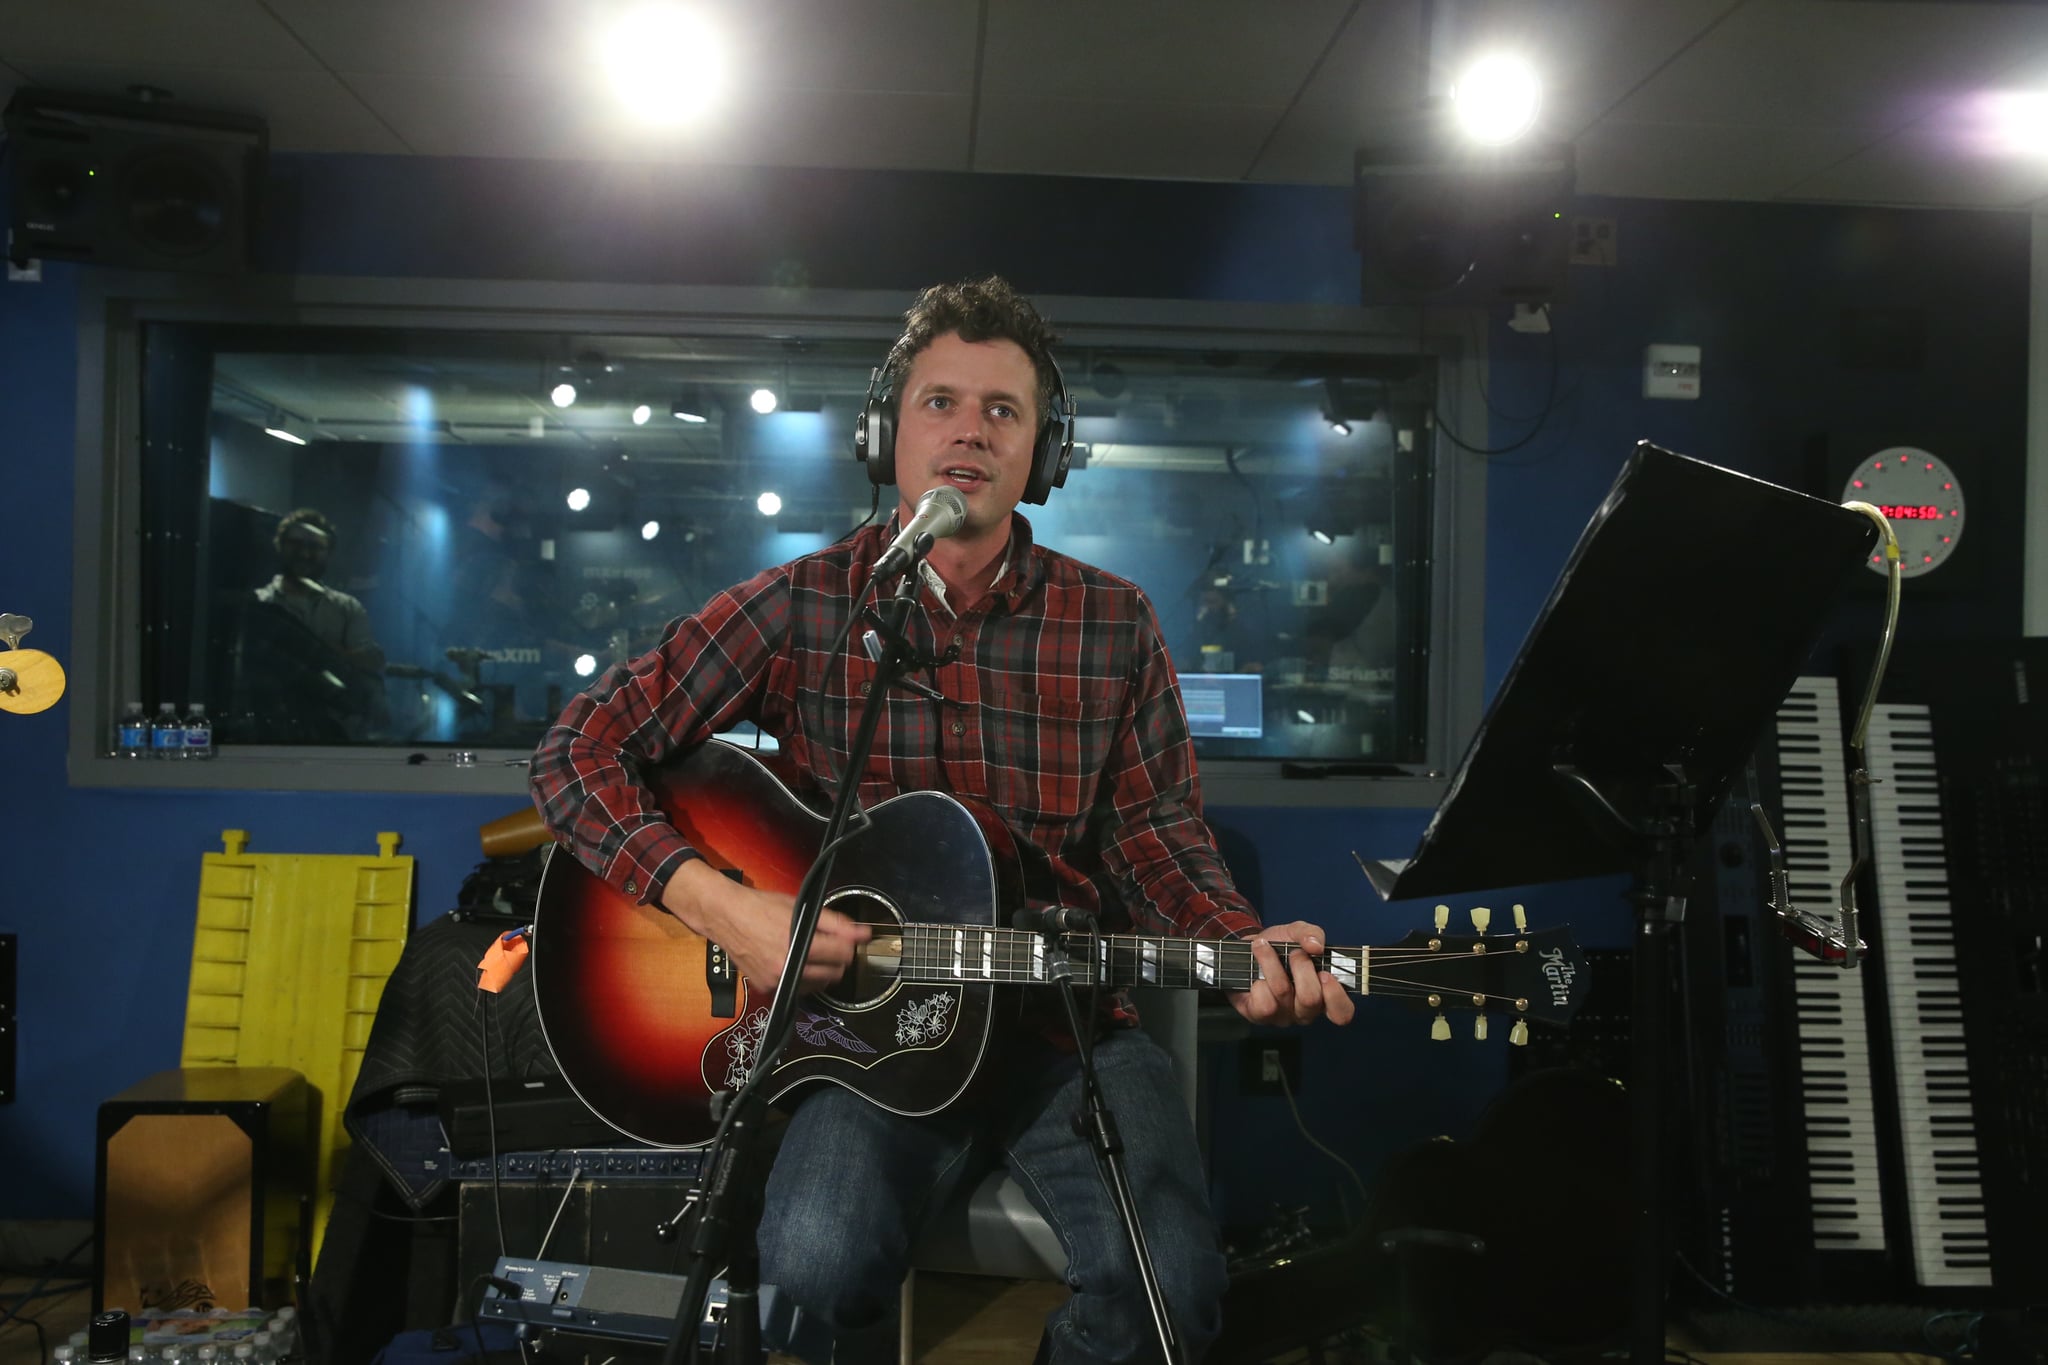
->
xmin=1433 ymin=904 xmax=1450 ymax=932
xmin=1509 ymin=1019 xmax=1529 ymax=1047
xmin=1512 ymin=903 xmax=1527 ymax=932
xmin=1431 ymin=1013 xmax=1451 ymax=1042
xmin=1469 ymin=905 xmax=1491 ymax=933
xmin=1473 ymin=1014 xmax=1489 ymax=1041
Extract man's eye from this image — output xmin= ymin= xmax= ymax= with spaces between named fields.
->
xmin=990 ymin=404 xmax=1015 ymax=420
xmin=927 ymin=395 xmax=951 ymax=410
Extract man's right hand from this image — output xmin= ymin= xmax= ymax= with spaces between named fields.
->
xmin=660 ymin=858 xmax=871 ymax=995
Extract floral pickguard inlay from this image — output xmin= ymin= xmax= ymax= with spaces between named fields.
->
xmin=895 ymin=991 xmax=956 ymax=1046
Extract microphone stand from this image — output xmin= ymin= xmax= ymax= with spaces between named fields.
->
xmin=659 ymin=559 xmax=931 ymax=1365
xmin=1035 ymin=913 xmax=1185 ymax=1365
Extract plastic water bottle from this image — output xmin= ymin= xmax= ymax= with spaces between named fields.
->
xmin=114 ymin=702 xmax=150 ymax=758
xmin=89 ymin=1309 xmax=132 ymax=1363
xmin=183 ymin=703 xmax=214 ymax=760
xmin=249 ymin=1332 xmax=273 ymax=1365
xmin=150 ymin=702 xmax=185 ymax=759
xmin=53 ymin=1345 xmax=78 ymax=1365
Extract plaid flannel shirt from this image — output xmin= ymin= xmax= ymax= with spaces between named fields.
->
xmin=529 ymin=512 xmax=1262 ymax=1028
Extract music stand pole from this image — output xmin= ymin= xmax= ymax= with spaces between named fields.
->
xmin=1557 ymin=762 xmax=1696 ymax=1365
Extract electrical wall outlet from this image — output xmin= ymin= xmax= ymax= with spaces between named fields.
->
xmin=1570 ymin=217 xmax=1617 ymax=266
xmin=1238 ymin=1035 xmax=1301 ymax=1096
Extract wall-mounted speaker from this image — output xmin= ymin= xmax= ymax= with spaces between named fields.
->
xmin=4 ymin=87 xmax=266 ymax=274
xmin=1355 ymin=140 xmax=1574 ymax=308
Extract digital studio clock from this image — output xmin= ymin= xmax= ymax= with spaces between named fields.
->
xmin=1841 ymin=446 xmax=1965 ymax=577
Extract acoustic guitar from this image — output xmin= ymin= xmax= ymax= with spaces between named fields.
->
xmin=531 ymin=739 xmax=1590 ymax=1148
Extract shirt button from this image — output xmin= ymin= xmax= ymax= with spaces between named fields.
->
xmin=859 ymin=681 xmax=872 ymax=696
xmin=949 ymin=720 xmax=965 ymax=737
xmin=625 ymin=879 xmax=638 ymax=896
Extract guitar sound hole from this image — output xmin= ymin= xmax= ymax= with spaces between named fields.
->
xmin=821 ymin=888 xmax=901 ymax=1011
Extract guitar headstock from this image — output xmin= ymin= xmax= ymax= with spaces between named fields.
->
xmin=1374 ymin=906 xmax=1588 ymax=1043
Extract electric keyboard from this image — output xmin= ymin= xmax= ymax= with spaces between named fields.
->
xmin=1774 ymin=678 xmax=1888 ymax=1256
xmin=1864 ymin=703 xmax=1992 ymax=1288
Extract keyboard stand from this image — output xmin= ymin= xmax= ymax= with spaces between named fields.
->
xmin=1361 ymin=441 xmax=1878 ymax=1365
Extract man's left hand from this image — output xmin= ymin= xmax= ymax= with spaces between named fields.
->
xmin=1228 ymin=921 xmax=1357 ymax=1027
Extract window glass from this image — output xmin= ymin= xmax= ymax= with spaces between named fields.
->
xmin=139 ymin=322 xmax=1435 ymax=764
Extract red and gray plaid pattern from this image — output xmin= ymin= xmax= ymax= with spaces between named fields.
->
xmin=530 ymin=513 xmax=1261 ymax=1022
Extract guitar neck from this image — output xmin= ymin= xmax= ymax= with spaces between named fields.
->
xmin=883 ymin=924 xmax=1367 ymax=995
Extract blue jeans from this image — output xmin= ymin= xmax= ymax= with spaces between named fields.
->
xmin=755 ymin=1027 xmax=1228 ymax=1364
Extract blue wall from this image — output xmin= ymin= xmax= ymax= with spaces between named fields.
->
xmin=0 ymin=156 xmax=2029 ymax=1236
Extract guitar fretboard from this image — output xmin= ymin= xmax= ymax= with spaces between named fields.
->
xmin=875 ymin=924 xmax=1368 ymax=994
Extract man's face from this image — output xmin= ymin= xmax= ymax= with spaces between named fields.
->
xmin=893 ymin=331 xmax=1041 ymax=539
xmin=278 ymin=523 xmax=332 ymax=582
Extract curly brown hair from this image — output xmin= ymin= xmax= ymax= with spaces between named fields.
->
xmin=881 ymin=276 xmax=1062 ymax=427
xmin=275 ymin=506 xmax=335 ymax=548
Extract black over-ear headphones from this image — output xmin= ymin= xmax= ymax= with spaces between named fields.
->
xmin=853 ymin=346 xmax=1077 ymax=506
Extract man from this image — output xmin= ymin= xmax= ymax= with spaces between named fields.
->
xmin=529 ymin=278 xmax=1354 ymax=1363
xmin=254 ymin=507 xmax=385 ymax=673
xmin=240 ymin=507 xmax=387 ymax=740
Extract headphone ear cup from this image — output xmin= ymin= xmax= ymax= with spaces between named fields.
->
xmin=856 ymin=396 xmax=896 ymax=486
xmin=1022 ymin=419 xmax=1062 ymax=505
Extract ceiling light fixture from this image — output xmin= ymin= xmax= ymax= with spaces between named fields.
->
xmin=599 ymin=4 xmax=726 ymax=128
xmin=757 ymin=490 xmax=782 ymax=517
xmin=264 ymin=426 xmax=307 ymax=445
xmin=566 ymin=487 xmax=592 ymax=512
xmin=631 ymin=403 xmax=652 ymax=425
xmin=551 ymin=382 xmax=578 ymax=408
xmin=750 ymin=387 xmax=778 ymax=415
xmin=641 ymin=520 xmax=661 ymax=541
xmin=1451 ymin=53 xmax=1542 ymax=145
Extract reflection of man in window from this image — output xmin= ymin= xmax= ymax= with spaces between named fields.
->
xmin=240 ymin=507 xmax=387 ymax=740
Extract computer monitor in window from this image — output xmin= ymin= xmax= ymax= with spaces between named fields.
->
xmin=1177 ymin=672 xmax=1263 ymax=740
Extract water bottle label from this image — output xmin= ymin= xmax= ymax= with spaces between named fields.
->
xmin=152 ymin=729 xmax=180 ymax=750
xmin=119 ymin=725 xmax=148 ymax=746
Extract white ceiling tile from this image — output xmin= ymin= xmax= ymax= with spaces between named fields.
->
xmin=0 ymin=0 xmax=318 ymax=70
xmin=11 ymin=64 xmax=406 ymax=153
xmin=347 ymin=72 xmax=969 ymax=169
xmin=974 ymin=96 xmax=1285 ymax=180
xmin=1573 ymin=118 xmax=1871 ymax=200
xmin=1282 ymin=0 xmax=1427 ymax=111
xmin=265 ymin=0 xmax=978 ymax=91
xmin=1603 ymin=0 xmax=2048 ymax=132
xmin=692 ymin=89 xmax=975 ymax=171
xmin=981 ymin=0 xmax=1355 ymax=104
xmin=1783 ymin=118 xmax=2048 ymax=208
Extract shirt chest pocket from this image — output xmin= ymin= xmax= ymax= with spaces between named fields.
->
xmin=978 ymin=686 xmax=1124 ymax=828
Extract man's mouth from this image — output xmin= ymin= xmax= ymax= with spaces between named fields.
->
xmin=940 ymin=466 xmax=987 ymax=488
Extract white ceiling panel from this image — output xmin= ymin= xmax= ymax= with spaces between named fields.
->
xmin=1605 ymin=0 xmax=2048 ymax=132
xmin=348 ymin=73 xmax=971 ymax=169
xmin=0 ymin=0 xmax=318 ymax=70
xmin=683 ymin=89 xmax=975 ymax=171
xmin=973 ymin=96 xmax=1287 ymax=179
xmin=10 ymin=64 xmax=407 ymax=154
xmin=264 ymin=0 xmax=979 ymax=92
xmin=1515 ymin=0 xmax=1745 ymax=136
xmin=1573 ymin=118 xmax=1873 ymax=201
xmin=1785 ymin=116 xmax=2048 ymax=208
xmin=980 ymin=0 xmax=1355 ymax=104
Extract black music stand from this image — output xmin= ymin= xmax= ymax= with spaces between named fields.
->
xmin=1364 ymin=442 xmax=1877 ymax=1365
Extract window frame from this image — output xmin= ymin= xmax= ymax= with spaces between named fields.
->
xmin=68 ymin=270 xmax=1489 ymax=806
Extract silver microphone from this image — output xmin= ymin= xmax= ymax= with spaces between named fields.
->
xmin=873 ymin=486 xmax=968 ymax=580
